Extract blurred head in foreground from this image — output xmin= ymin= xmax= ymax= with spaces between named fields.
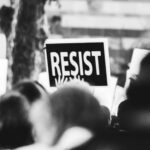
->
xmin=12 ymin=79 xmax=48 ymax=104
xmin=118 ymin=53 xmax=150 ymax=131
xmin=0 ymin=91 xmax=33 ymax=149
xmin=30 ymin=80 xmax=110 ymax=146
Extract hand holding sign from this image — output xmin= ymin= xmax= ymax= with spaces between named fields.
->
xmin=55 ymin=75 xmax=85 ymax=89
xmin=55 ymin=75 xmax=68 ymax=88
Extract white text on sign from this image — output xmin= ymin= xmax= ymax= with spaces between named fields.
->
xmin=50 ymin=51 xmax=101 ymax=77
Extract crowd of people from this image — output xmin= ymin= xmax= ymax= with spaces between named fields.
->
xmin=0 ymin=53 xmax=150 ymax=150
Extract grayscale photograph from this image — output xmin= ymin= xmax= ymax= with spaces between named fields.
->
xmin=0 ymin=0 xmax=150 ymax=150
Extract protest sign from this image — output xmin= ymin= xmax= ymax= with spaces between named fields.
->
xmin=0 ymin=59 xmax=8 ymax=95
xmin=0 ymin=33 xmax=7 ymax=95
xmin=0 ymin=33 xmax=6 ymax=58
xmin=129 ymin=48 xmax=150 ymax=75
xmin=45 ymin=38 xmax=110 ymax=87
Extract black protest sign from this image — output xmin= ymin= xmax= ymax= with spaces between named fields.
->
xmin=45 ymin=38 xmax=110 ymax=87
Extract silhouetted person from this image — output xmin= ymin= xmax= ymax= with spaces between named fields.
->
xmin=117 ymin=53 xmax=150 ymax=150
xmin=0 ymin=91 xmax=33 ymax=149
xmin=118 ymin=53 xmax=150 ymax=130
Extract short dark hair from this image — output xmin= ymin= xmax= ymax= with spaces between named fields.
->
xmin=48 ymin=86 xmax=110 ymax=144
xmin=0 ymin=91 xmax=33 ymax=149
xmin=13 ymin=80 xmax=44 ymax=103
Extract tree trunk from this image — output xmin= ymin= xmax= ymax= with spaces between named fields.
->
xmin=12 ymin=0 xmax=47 ymax=85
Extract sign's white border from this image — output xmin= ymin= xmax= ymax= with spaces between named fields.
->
xmin=44 ymin=38 xmax=110 ymax=87
xmin=0 ymin=59 xmax=8 ymax=95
